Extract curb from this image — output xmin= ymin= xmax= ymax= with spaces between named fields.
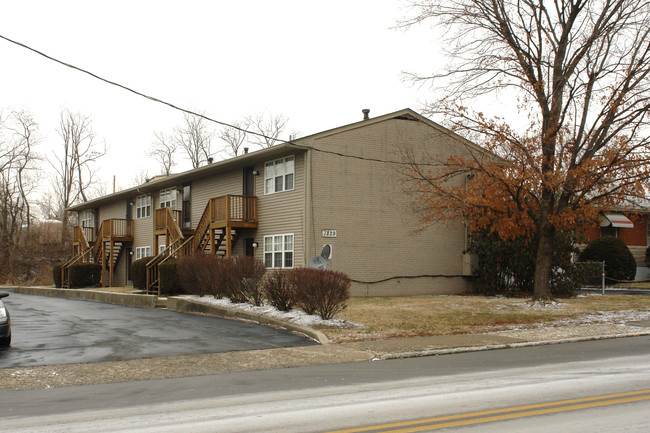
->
xmin=10 ymin=286 xmax=158 ymax=309
xmin=375 ymin=331 xmax=650 ymax=360
xmin=167 ymin=297 xmax=330 ymax=344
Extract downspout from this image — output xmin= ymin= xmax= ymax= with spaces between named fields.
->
xmin=304 ymin=146 xmax=313 ymax=267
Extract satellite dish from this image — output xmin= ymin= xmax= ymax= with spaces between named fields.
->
xmin=309 ymin=255 xmax=328 ymax=270
xmin=321 ymin=245 xmax=332 ymax=260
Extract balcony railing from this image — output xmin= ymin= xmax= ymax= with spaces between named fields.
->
xmin=209 ymin=195 xmax=258 ymax=225
xmin=154 ymin=207 xmax=182 ymax=232
xmin=97 ymin=218 xmax=134 ymax=240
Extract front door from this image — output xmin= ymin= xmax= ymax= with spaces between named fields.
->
xmin=245 ymin=238 xmax=255 ymax=257
xmin=243 ymin=166 xmax=255 ymax=196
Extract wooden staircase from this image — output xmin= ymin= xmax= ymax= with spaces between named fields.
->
xmin=144 ymin=195 xmax=257 ymax=295
xmin=62 ymin=219 xmax=133 ymax=288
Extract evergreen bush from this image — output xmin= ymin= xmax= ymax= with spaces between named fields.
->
xmin=52 ymin=263 xmax=64 ymax=288
xmin=159 ymin=258 xmax=181 ymax=295
xmin=130 ymin=256 xmax=155 ymax=290
xmin=579 ymin=237 xmax=637 ymax=282
xmin=69 ymin=263 xmax=101 ymax=288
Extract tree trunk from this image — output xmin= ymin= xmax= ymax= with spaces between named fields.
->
xmin=533 ymin=220 xmax=555 ymax=301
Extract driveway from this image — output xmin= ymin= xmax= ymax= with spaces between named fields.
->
xmin=0 ymin=291 xmax=316 ymax=368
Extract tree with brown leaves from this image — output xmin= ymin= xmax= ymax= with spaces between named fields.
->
xmin=400 ymin=0 xmax=650 ymax=301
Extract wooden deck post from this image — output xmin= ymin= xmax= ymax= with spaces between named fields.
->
xmin=225 ymin=226 xmax=232 ymax=258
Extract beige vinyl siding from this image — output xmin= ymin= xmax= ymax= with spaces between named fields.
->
xmin=255 ymin=153 xmax=305 ymax=267
xmin=305 ymin=118 xmax=471 ymax=296
xmin=98 ymin=200 xmax=126 ymax=222
xmin=189 ymin=168 xmax=243 ymax=230
xmin=133 ymin=196 xmax=154 ymax=255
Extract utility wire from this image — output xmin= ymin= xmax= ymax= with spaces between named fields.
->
xmin=0 ymin=33 xmax=440 ymax=167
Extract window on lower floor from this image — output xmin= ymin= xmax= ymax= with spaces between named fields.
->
xmin=135 ymin=246 xmax=151 ymax=260
xmin=264 ymin=234 xmax=294 ymax=268
xmin=601 ymin=226 xmax=618 ymax=238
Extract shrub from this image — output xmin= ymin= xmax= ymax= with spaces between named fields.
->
xmin=52 ymin=263 xmax=64 ymax=288
xmin=176 ymin=253 xmax=222 ymax=297
xmin=262 ymin=270 xmax=295 ymax=312
xmin=579 ymin=237 xmax=637 ymax=282
xmin=231 ymin=256 xmax=267 ymax=305
xmin=159 ymin=258 xmax=181 ymax=295
xmin=131 ymin=256 xmax=155 ymax=290
xmin=467 ymin=230 xmax=584 ymax=297
xmin=292 ymin=268 xmax=351 ymax=320
xmin=69 ymin=263 xmax=101 ymax=288
xmin=645 ymin=245 xmax=650 ymax=267
xmin=290 ymin=268 xmax=321 ymax=315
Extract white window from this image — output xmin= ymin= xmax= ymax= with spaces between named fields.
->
xmin=160 ymin=188 xmax=177 ymax=209
xmin=136 ymin=195 xmax=151 ymax=219
xmin=264 ymin=156 xmax=294 ymax=194
xmin=135 ymin=246 xmax=151 ymax=260
xmin=80 ymin=210 xmax=94 ymax=228
xmin=264 ymin=234 xmax=294 ymax=268
xmin=159 ymin=244 xmax=166 ymax=254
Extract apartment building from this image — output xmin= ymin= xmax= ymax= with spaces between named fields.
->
xmin=66 ymin=108 xmax=479 ymax=296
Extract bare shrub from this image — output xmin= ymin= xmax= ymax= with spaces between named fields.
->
xmin=292 ymin=268 xmax=351 ymax=320
xmin=262 ymin=271 xmax=295 ymax=312
xmin=177 ymin=253 xmax=222 ymax=297
xmin=231 ymin=256 xmax=267 ymax=305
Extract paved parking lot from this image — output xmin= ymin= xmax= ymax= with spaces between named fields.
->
xmin=0 ymin=291 xmax=315 ymax=368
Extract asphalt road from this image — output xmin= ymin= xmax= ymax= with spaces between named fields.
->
xmin=1 ymin=337 xmax=648 ymax=432
xmin=0 ymin=291 xmax=315 ymax=368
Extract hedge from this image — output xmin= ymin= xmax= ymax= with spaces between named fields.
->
xmin=69 ymin=263 xmax=102 ymax=288
xmin=159 ymin=258 xmax=181 ymax=295
xmin=130 ymin=256 xmax=155 ymax=289
xmin=52 ymin=263 xmax=64 ymax=288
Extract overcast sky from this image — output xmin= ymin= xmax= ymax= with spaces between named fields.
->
xmin=0 ymin=0 xmax=441 ymax=198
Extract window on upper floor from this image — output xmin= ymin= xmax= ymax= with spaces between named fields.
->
xmin=136 ymin=195 xmax=152 ymax=219
xmin=80 ymin=210 xmax=94 ymax=228
xmin=264 ymin=234 xmax=294 ymax=268
xmin=160 ymin=188 xmax=177 ymax=209
xmin=264 ymin=156 xmax=294 ymax=194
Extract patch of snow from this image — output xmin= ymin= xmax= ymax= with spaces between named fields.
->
xmin=180 ymin=295 xmax=362 ymax=329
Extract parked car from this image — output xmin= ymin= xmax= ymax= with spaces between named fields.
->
xmin=0 ymin=292 xmax=10 ymax=347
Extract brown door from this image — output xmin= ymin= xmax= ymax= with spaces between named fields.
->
xmin=243 ymin=166 xmax=255 ymax=196
xmin=245 ymin=238 xmax=255 ymax=257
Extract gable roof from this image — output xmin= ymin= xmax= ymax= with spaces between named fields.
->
xmin=68 ymin=108 xmax=479 ymax=212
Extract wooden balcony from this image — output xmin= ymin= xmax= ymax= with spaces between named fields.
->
xmin=96 ymin=218 xmax=134 ymax=242
xmin=207 ymin=195 xmax=258 ymax=229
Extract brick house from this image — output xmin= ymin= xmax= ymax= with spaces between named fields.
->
xmin=582 ymin=211 xmax=649 ymax=279
xmin=65 ymin=108 xmax=480 ymax=295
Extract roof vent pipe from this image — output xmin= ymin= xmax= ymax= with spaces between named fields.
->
xmin=244 ymin=147 xmax=249 ymax=154
xmin=208 ymin=157 xmax=214 ymax=164
xmin=362 ymin=108 xmax=370 ymax=120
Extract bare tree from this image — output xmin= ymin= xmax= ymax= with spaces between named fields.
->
xmin=50 ymin=108 xmax=106 ymax=241
xmin=400 ymin=0 xmax=650 ymax=301
xmin=219 ymin=119 xmax=251 ymax=157
xmin=148 ymin=131 xmax=177 ymax=175
xmin=0 ymin=109 xmax=40 ymax=281
xmin=246 ymin=112 xmax=289 ymax=148
xmin=174 ymin=112 xmax=215 ymax=169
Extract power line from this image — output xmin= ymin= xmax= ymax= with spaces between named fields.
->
xmin=0 ymin=33 xmax=437 ymax=167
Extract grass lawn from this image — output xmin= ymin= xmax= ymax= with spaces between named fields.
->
xmin=318 ymin=294 xmax=650 ymax=343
